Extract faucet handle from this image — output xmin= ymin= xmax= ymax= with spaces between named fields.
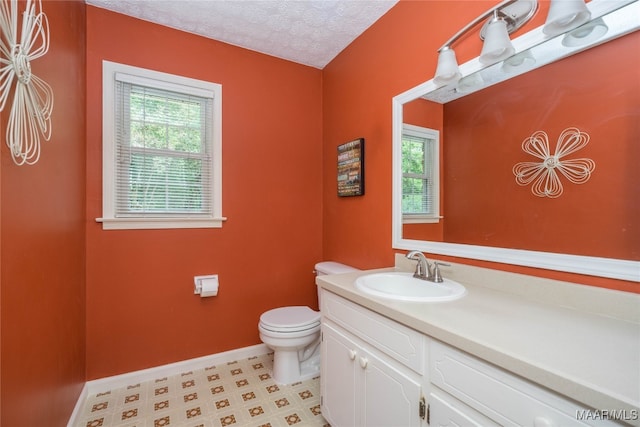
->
xmin=432 ymin=261 xmax=450 ymax=283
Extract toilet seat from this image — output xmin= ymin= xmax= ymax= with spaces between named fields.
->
xmin=259 ymin=306 xmax=320 ymax=333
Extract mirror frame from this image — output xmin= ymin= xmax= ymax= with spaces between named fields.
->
xmin=392 ymin=0 xmax=640 ymax=282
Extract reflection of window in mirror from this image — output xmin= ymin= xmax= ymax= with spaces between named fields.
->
xmin=401 ymin=124 xmax=440 ymax=224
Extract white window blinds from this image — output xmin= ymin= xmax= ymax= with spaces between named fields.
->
xmin=401 ymin=126 xmax=437 ymax=218
xmin=114 ymin=77 xmax=214 ymax=217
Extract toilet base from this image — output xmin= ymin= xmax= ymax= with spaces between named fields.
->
xmin=271 ymin=351 xmax=320 ymax=385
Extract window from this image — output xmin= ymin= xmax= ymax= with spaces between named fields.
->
xmin=99 ymin=61 xmax=224 ymax=230
xmin=401 ymin=124 xmax=440 ymax=223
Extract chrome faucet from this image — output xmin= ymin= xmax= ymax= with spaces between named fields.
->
xmin=406 ymin=251 xmax=432 ymax=280
xmin=405 ymin=251 xmax=449 ymax=283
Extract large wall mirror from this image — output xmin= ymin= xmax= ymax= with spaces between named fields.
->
xmin=392 ymin=0 xmax=639 ymax=282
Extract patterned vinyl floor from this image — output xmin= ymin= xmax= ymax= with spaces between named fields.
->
xmin=73 ymin=352 xmax=329 ymax=427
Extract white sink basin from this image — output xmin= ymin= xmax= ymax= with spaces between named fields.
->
xmin=355 ymin=272 xmax=467 ymax=302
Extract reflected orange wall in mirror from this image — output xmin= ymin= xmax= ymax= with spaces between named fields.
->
xmin=444 ymin=32 xmax=640 ymax=261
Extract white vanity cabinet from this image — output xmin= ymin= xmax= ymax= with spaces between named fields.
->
xmin=317 ymin=264 xmax=639 ymax=427
xmin=320 ymin=290 xmax=426 ymax=427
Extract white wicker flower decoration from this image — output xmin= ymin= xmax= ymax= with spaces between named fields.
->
xmin=0 ymin=0 xmax=52 ymax=165
xmin=513 ymin=127 xmax=595 ymax=198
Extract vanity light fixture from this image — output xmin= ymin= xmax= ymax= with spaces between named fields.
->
xmin=426 ymin=0 xmax=636 ymax=103
xmin=433 ymin=0 xmax=538 ymax=87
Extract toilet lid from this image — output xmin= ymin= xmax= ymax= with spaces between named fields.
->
xmin=260 ymin=306 xmax=320 ymax=329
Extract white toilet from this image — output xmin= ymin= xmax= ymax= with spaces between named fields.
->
xmin=258 ymin=261 xmax=359 ymax=384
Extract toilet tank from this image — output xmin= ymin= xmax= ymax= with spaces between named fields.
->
xmin=314 ymin=262 xmax=359 ymax=310
xmin=315 ymin=261 xmax=359 ymax=276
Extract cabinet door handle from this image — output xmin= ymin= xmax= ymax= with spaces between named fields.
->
xmin=359 ymin=357 xmax=368 ymax=369
xmin=349 ymin=349 xmax=357 ymax=360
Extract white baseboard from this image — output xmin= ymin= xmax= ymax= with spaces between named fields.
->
xmin=67 ymin=343 xmax=269 ymax=426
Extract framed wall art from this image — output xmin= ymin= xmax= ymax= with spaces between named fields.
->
xmin=337 ymin=138 xmax=365 ymax=197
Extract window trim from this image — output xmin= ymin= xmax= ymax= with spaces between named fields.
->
xmin=401 ymin=124 xmax=440 ymax=224
xmin=97 ymin=60 xmax=225 ymax=230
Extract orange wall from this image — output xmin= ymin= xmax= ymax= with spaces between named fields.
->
xmin=85 ymin=7 xmax=323 ymax=379
xmin=321 ymin=0 xmax=638 ymax=292
xmin=1 ymin=1 xmax=86 ymax=425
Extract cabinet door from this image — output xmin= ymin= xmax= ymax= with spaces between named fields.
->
xmin=360 ymin=348 xmax=423 ymax=427
xmin=321 ymin=322 xmax=359 ymax=427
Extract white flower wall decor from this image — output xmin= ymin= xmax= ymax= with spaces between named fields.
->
xmin=0 ymin=0 xmax=52 ymax=165
xmin=512 ymin=127 xmax=595 ymax=198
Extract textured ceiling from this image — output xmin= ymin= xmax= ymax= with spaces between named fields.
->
xmin=85 ymin=0 xmax=399 ymax=69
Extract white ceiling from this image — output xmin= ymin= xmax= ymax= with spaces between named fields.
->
xmin=85 ymin=0 xmax=399 ymax=69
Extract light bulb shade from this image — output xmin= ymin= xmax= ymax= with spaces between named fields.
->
xmin=543 ymin=0 xmax=591 ymax=36
xmin=479 ymin=19 xmax=515 ymax=65
xmin=456 ymin=72 xmax=484 ymax=94
xmin=562 ymin=18 xmax=608 ymax=47
xmin=502 ymin=50 xmax=536 ymax=73
xmin=433 ymin=48 xmax=461 ymax=87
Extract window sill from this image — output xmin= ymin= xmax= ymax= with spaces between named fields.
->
xmin=403 ymin=215 xmax=442 ymax=224
xmin=96 ymin=217 xmax=227 ymax=230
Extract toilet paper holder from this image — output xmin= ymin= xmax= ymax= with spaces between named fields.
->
xmin=194 ymin=274 xmax=219 ymax=296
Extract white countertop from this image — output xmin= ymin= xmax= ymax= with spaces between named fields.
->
xmin=316 ymin=260 xmax=640 ymax=420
